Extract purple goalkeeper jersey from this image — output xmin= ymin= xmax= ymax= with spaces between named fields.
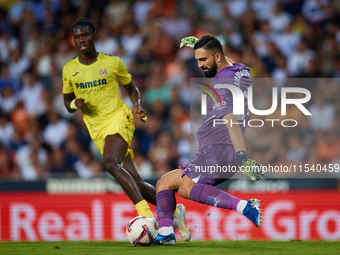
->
xmin=196 ymin=63 xmax=252 ymax=150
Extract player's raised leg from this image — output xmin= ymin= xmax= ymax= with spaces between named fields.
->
xmin=178 ymin=175 xmax=262 ymax=227
xmin=103 ymin=134 xmax=153 ymax=218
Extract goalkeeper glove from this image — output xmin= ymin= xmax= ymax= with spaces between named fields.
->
xmin=179 ymin=36 xmax=199 ymax=49
xmin=236 ymin=150 xmax=264 ymax=181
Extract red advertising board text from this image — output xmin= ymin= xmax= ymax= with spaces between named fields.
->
xmin=0 ymin=190 xmax=339 ymax=241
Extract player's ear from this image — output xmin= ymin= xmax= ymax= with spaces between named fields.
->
xmin=215 ymin=52 xmax=222 ymax=62
xmin=93 ymin=31 xmax=97 ymax=40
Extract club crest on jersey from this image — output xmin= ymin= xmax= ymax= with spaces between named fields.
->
xmin=99 ymin=68 xmax=108 ymax=76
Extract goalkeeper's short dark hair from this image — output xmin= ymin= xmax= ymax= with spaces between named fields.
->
xmin=194 ymin=34 xmax=224 ymax=56
xmin=71 ymin=18 xmax=96 ymax=33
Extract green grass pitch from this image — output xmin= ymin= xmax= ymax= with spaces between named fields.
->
xmin=0 ymin=241 xmax=339 ymax=255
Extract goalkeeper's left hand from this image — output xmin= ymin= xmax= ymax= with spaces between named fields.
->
xmin=179 ymin=36 xmax=199 ymax=49
xmin=236 ymin=150 xmax=264 ymax=181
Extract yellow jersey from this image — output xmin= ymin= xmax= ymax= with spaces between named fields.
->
xmin=62 ymin=53 xmax=134 ymax=146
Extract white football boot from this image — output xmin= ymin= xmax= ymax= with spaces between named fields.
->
xmin=174 ymin=204 xmax=191 ymax=241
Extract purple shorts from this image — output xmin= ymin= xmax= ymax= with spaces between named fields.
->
xmin=180 ymin=144 xmax=237 ymax=186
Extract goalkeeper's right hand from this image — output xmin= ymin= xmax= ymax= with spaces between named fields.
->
xmin=179 ymin=36 xmax=199 ymax=49
xmin=236 ymin=150 xmax=264 ymax=181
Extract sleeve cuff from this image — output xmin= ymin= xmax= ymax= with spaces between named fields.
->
xmin=70 ymin=98 xmax=78 ymax=110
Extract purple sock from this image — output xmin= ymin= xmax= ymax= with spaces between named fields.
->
xmin=190 ymin=183 xmax=240 ymax=210
xmin=156 ymin=190 xmax=176 ymax=228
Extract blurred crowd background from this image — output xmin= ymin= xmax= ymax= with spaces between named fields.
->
xmin=0 ymin=0 xmax=340 ymax=180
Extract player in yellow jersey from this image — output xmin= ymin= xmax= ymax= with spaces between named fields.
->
xmin=62 ymin=18 xmax=191 ymax=241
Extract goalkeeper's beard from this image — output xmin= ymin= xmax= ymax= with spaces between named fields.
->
xmin=202 ymin=62 xmax=217 ymax=78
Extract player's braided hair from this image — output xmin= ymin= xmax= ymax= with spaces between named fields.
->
xmin=71 ymin=18 xmax=96 ymax=33
xmin=194 ymin=34 xmax=224 ymax=55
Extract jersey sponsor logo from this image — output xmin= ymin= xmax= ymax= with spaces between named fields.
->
xmin=78 ymin=86 xmax=105 ymax=95
xmin=99 ymin=68 xmax=108 ymax=76
xmin=75 ymin=79 xmax=107 ymax=89
xmin=72 ymin=72 xmax=79 ymax=77
xmin=212 ymin=101 xmax=227 ymax=110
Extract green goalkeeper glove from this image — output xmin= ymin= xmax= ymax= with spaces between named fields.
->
xmin=179 ymin=36 xmax=199 ymax=49
xmin=236 ymin=151 xmax=264 ymax=181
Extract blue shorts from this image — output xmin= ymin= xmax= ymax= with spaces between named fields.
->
xmin=180 ymin=144 xmax=237 ymax=186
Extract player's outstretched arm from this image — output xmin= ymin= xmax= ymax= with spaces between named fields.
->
xmin=123 ymin=81 xmax=147 ymax=122
xmin=63 ymin=92 xmax=85 ymax=113
xmin=223 ymin=113 xmax=264 ymax=181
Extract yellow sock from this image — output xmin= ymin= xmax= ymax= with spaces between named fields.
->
xmin=135 ymin=200 xmax=153 ymax=218
xmin=174 ymin=205 xmax=179 ymax=217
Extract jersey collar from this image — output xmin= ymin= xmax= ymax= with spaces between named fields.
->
xmin=78 ymin=52 xmax=100 ymax=66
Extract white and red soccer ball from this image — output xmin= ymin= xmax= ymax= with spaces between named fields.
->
xmin=126 ymin=216 xmax=158 ymax=246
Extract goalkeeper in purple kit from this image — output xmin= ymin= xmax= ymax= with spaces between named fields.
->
xmin=154 ymin=35 xmax=264 ymax=245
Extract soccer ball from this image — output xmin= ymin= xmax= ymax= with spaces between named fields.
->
xmin=126 ymin=216 xmax=158 ymax=246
